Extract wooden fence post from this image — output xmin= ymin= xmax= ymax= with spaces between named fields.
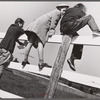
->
xmin=44 ymin=35 xmax=72 ymax=98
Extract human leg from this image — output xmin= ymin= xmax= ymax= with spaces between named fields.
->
xmin=61 ymin=15 xmax=100 ymax=71
xmin=62 ymin=15 xmax=100 ymax=35
xmin=22 ymin=42 xmax=32 ymax=67
xmin=0 ymin=48 xmax=12 ymax=79
xmin=66 ymin=33 xmax=83 ymax=71
xmin=37 ymin=39 xmax=52 ymax=71
xmin=0 ymin=65 xmax=4 ymax=79
xmin=67 ymin=15 xmax=100 ymax=71
xmin=76 ymin=15 xmax=100 ymax=34
xmin=22 ymin=31 xmax=38 ymax=68
xmin=37 ymin=39 xmax=44 ymax=64
xmin=67 ymin=44 xmax=83 ymax=71
xmin=71 ymin=44 xmax=83 ymax=60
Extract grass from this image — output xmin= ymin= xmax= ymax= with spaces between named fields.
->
xmin=0 ymin=69 xmax=83 ymax=98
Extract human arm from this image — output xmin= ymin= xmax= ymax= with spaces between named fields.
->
xmin=92 ymin=32 xmax=100 ymax=38
xmin=48 ymin=10 xmax=61 ymax=37
xmin=16 ymin=39 xmax=24 ymax=45
xmin=50 ymin=10 xmax=61 ymax=29
xmin=48 ymin=29 xmax=56 ymax=38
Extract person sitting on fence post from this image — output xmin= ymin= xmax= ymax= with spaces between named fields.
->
xmin=60 ymin=3 xmax=100 ymax=71
xmin=22 ymin=4 xmax=69 ymax=71
xmin=0 ymin=18 xmax=25 ymax=78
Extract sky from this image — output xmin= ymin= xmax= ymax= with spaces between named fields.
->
xmin=1 ymin=1 xmax=100 ymax=77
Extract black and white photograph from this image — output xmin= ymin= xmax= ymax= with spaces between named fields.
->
xmin=0 ymin=1 xmax=100 ymax=99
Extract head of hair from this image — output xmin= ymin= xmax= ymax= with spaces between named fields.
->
xmin=74 ymin=3 xmax=86 ymax=15
xmin=15 ymin=18 xmax=24 ymax=24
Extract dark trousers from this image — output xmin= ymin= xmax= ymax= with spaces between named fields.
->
xmin=60 ymin=15 xmax=99 ymax=35
xmin=71 ymin=33 xmax=83 ymax=60
xmin=60 ymin=15 xmax=100 ymax=60
xmin=71 ymin=44 xmax=83 ymax=59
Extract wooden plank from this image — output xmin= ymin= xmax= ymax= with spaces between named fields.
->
xmin=1 ymin=32 xmax=100 ymax=46
xmin=8 ymin=62 xmax=100 ymax=90
xmin=59 ymin=83 xmax=100 ymax=98
xmin=8 ymin=62 xmax=51 ymax=76
xmin=44 ymin=35 xmax=71 ymax=98
xmin=62 ymin=70 xmax=100 ymax=89
xmin=9 ymin=69 xmax=100 ymax=98
xmin=0 ymin=89 xmax=23 ymax=98
xmin=7 ymin=63 xmax=100 ymax=98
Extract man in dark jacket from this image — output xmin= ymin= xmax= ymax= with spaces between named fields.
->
xmin=0 ymin=18 xmax=25 ymax=78
xmin=60 ymin=3 xmax=100 ymax=71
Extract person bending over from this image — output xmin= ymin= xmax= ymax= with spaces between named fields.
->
xmin=60 ymin=3 xmax=100 ymax=71
xmin=0 ymin=18 xmax=25 ymax=78
xmin=22 ymin=4 xmax=69 ymax=71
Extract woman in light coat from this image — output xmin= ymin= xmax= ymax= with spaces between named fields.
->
xmin=22 ymin=4 xmax=69 ymax=71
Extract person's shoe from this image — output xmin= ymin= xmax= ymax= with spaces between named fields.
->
xmin=38 ymin=63 xmax=44 ymax=71
xmin=22 ymin=61 xmax=30 ymax=68
xmin=92 ymin=31 xmax=100 ymax=38
xmin=13 ymin=58 xmax=19 ymax=63
xmin=38 ymin=63 xmax=52 ymax=71
xmin=67 ymin=59 xmax=76 ymax=71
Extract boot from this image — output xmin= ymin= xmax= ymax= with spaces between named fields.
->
xmin=67 ymin=58 xmax=76 ymax=71
xmin=22 ymin=61 xmax=30 ymax=68
xmin=38 ymin=63 xmax=52 ymax=71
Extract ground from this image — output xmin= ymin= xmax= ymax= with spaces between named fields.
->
xmin=0 ymin=69 xmax=83 ymax=98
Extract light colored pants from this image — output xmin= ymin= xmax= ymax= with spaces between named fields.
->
xmin=0 ymin=48 xmax=12 ymax=75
